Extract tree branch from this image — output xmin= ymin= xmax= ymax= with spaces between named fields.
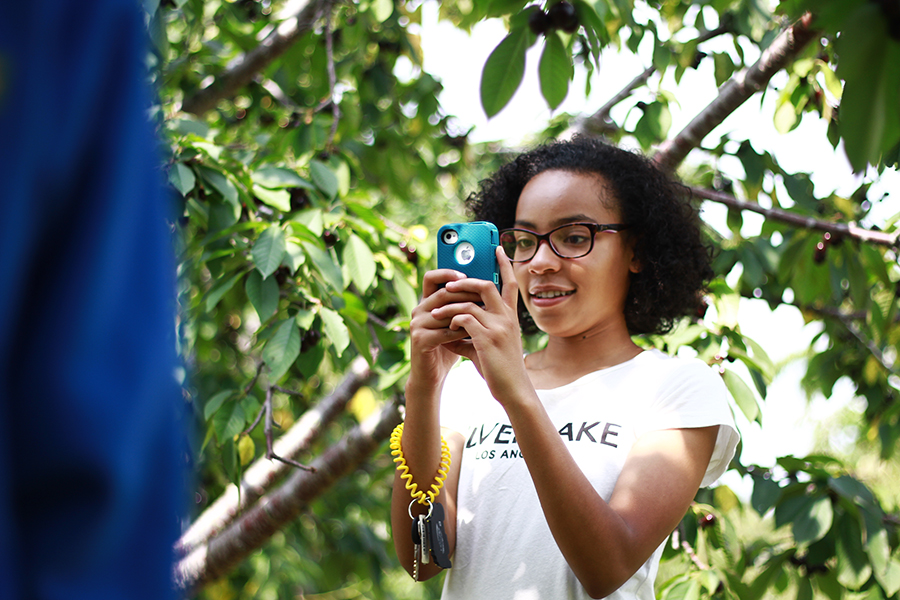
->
xmin=689 ymin=186 xmax=899 ymax=247
xmin=175 ymin=357 xmax=373 ymax=556
xmin=175 ymin=397 xmax=403 ymax=595
xmin=834 ymin=311 xmax=897 ymax=374
xmin=573 ymin=23 xmax=734 ymax=136
xmin=653 ymin=13 xmax=818 ymax=172
xmin=181 ymin=0 xmax=334 ymax=116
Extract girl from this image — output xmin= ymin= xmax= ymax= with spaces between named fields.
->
xmin=391 ymin=136 xmax=739 ymax=599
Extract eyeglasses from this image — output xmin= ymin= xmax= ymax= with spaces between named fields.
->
xmin=499 ymin=222 xmax=629 ymax=263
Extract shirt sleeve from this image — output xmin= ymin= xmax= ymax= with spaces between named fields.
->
xmin=638 ymin=359 xmax=740 ymax=487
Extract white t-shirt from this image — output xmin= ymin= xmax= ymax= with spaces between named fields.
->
xmin=438 ymin=349 xmax=740 ymax=600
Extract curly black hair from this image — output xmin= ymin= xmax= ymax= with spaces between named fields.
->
xmin=466 ymin=135 xmax=713 ymax=336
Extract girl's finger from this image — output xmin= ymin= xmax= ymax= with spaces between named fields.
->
xmin=496 ymin=246 xmax=519 ymax=309
xmin=422 ymin=269 xmax=467 ymax=298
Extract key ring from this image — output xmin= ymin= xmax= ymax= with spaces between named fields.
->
xmin=409 ymin=498 xmax=433 ymax=520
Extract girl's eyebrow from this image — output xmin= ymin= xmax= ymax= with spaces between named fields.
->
xmin=513 ymin=214 xmax=597 ymax=229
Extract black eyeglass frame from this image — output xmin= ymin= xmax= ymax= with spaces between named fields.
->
xmin=499 ymin=222 xmax=630 ymax=263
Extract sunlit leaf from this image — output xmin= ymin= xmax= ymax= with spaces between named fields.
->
xmin=320 ymin=307 xmax=350 ymax=357
xmin=721 ymin=368 xmax=760 ymax=424
xmin=253 ymin=185 xmax=291 ymax=212
xmin=342 ymin=234 xmax=377 ymax=292
xmin=238 ymin=435 xmax=256 ymax=466
xmin=254 ymin=166 xmax=313 ymax=190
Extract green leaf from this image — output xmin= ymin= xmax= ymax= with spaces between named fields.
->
xmin=253 ymin=166 xmax=314 ymax=189
xmin=263 ymin=317 xmax=301 ymax=382
xmin=245 ymin=270 xmax=279 ymax=321
xmin=205 ymin=270 xmax=245 ymax=312
xmin=283 ymin=240 xmax=306 ymax=273
xmin=712 ymin=52 xmax=734 ymax=87
xmin=721 ymin=368 xmax=760 ymax=424
xmin=320 ymin=307 xmax=350 ymax=357
xmin=796 ymin=577 xmax=813 ymax=600
xmin=169 ymin=116 xmax=210 ymax=138
xmin=295 ymin=308 xmax=316 ymax=331
xmin=203 ymin=389 xmax=235 ymax=420
xmin=297 ymin=341 xmax=325 ymax=379
xmin=198 ymin=165 xmax=239 ymax=207
xmin=340 ymin=291 xmax=369 ymax=324
xmin=252 ymin=225 xmax=287 ymax=279
xmin=633 ymin=101 xmax=672 ymax=149
xmin=663 ymin=577 xmax=701 ymax=600
xmin=828 ymin=475 xmax=876 ymax=509
xmin=793 ymin=495 xmax=833 ymax=545
xmin=169 ymin=162 xmax=196 ymax=195
xmin=481 ymin=27 xmax=533 ymax=118
xmin=310 ymin=160 xmax=339 ymax=198
xmin=652 ymin=39 xmax=670 ymax=72
xmin=538 ymin=32 xmax=572 ymax=110
xmin=303 ymin=241 xmax=345 ymax=291
xmin=875 ymin=554 xmax=900 ymax=596
xmin=835 ymin=4 xmax=889 ymax=171
xmin=774 ymin=99 xmax=798 ymax=134
xmin=836 ymin=513 xmax=872 ymax=589
xmin=393 ymin=272 xmax=418 ymax=317
xmin=867 ymin=522 xmax=893 ymax=588
xmin=750 ymin=473 xmax=782 ymax=515
xmin=368 ymin=0 xmax=393 ymax=22
xmin=213 ymin=401 xmax=246 ymax=442
xmin=208 ymin=197 xmax=241 ymax=232
xmin=342 ymin=234 xmax=377 ymax=292
xmin=253 ymin=185 xmax=291 ymax=212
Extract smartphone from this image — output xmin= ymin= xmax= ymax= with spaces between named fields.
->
xmin=437 ymin=221 xmax=501 ymax=292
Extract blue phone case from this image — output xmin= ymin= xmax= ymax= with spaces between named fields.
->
xmin=437 ymin=222 xmax=500 ymax=292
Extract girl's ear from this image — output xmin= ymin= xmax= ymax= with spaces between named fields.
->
xmin=629 ymin=255 xmax=642 ymax=274
xmin=627 ymin=236 xmax=642 ymax=273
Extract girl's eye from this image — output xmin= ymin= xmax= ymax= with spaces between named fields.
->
xmin=564 ymin=235 xmax=589 ymax=245
xmin=516 ymin=236 xmax=536 ymax=249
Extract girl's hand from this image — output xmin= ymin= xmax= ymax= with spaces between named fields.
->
xmin=407 ymin=268 xmax=483 ymax=390
xmin=434 ymin=248 xmax=527 ymax=402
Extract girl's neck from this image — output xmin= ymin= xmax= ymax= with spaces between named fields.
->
xmin=526 ymin=323 xmax=642 ymax=389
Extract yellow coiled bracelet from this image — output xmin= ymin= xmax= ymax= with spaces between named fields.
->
xmin=390 ymin=422 xmax=451 ymax=505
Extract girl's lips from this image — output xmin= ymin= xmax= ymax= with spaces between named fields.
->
xmin=528 ymin=288 xmax=575 ymax=306
xmin=530 ymin=289 xmax=574 ymax=299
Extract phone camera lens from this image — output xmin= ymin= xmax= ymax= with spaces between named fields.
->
xmin=442 ymin=230 xmax=458 ymax=244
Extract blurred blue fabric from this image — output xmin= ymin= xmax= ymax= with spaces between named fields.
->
xmin=0 ymin=1 xmax=186 ymax=598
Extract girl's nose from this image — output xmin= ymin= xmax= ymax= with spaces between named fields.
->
xmin=528 ymin=238 xmax=561 ymax=273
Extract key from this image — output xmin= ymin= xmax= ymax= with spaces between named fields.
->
xmin=411 ymin=517 xmax=422 ymax=581
xmin=418 ymin=513 xmax=431 ymax=565
xmin=411 ymin=516 xmax=421 ymax=545
xmin=427 ymin=501 xmax=452 ymax=569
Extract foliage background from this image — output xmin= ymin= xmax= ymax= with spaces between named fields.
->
xmin=147 ymin=0 xmax=900 ymax=598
